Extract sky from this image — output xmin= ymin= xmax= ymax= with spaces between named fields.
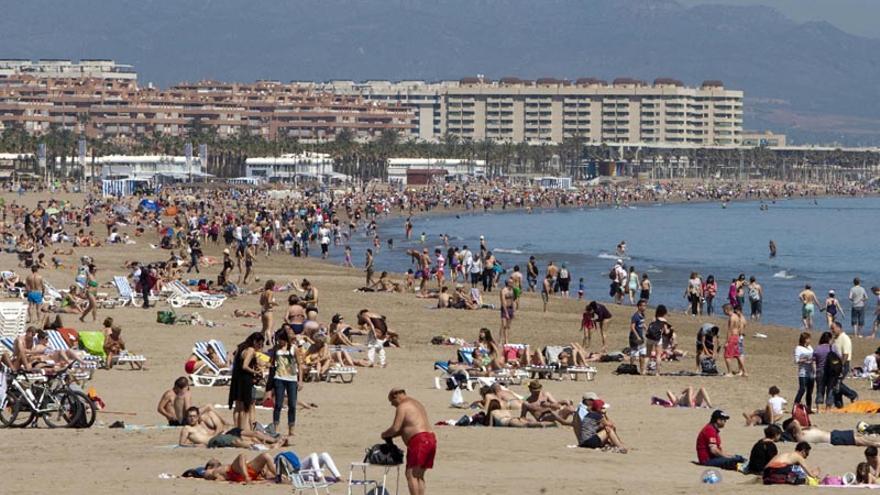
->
xmin=679 ymin=0 xmax=879 ymax=38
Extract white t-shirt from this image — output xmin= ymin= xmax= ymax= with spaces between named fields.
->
xmin=863 ymin=354 xmax=878 ymax=377
xmin=794 ymin=345 xmax=814 ymax=378
xmin=768 ymin=396 xmax=787 ymax=415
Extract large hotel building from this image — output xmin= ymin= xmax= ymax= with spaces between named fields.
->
xmin=0 ymin=60 xmax=743 ymax=146
xmin=320 ymin=77 xmax=743 ymax=145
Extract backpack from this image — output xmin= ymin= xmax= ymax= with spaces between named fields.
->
xmin=825 ymin=350 xmax=844 ymax=377
xmin=364 ymin=440 xmax=404 ymax=466
xmin=700 ymin=357 xmax=719 ymax=375
xmin=749 ymin=286 xmax=761 ymax=302
xmin=274 ymin=451 xmax=301 ymax=482
xmin=646 ymin=320 xmax=664 ymax=341
xmin=792 ymin=403 xmax=811 ymax=428
xmin=615 ymin=363 xmax=639 ymax=375
xmin=156 ymin=310 xmax=176 ymax=325
xmin=608 ymin=269 xmax=617 ymax=280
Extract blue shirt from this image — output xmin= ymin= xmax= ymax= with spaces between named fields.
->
xmin=630 ymin=311 xmax=646 ymax=346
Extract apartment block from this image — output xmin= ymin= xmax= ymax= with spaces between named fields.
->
xmin=321 ymin=77 xmax=743 ymax=146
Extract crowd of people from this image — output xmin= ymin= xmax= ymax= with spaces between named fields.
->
xmin=2 ymin=177 xmax=880 ymax=493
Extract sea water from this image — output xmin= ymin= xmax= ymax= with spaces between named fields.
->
xmin=336 ymin=196 xmax=880 ymax=330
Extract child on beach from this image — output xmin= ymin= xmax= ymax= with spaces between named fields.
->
xmin=743 ymin=386 xmax=787 ymax=426
xmin=577 ymin=278 xmax=585 ymax=300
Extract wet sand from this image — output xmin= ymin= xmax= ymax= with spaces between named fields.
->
xmin=2 ymin=191 xmax=878 ymax=494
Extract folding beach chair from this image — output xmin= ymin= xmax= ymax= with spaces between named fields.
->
xmin=112 ymin=276 xmax=139 ymax=307
xmin=1 ymin=271 xmax=24 ymax=299
xmin=166 ymin=280 xmax=226 ymax=309
xmin=45 ymin=329 xmax=102 ymax=369
xmin=309 ymin=365 xmax=357 ymax=384
xmin=41 ymin=281 xmax=65 ymax=305
xmin=0 ymin=301 xmax=28 ymax=339
xmin=291 ymin=469 xmax=333 ymax=495
xmin=190 ymin=340 xmax=232 ymax=386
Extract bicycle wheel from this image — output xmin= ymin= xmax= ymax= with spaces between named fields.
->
xmin=68 ymin=391 xmax=97 ymax=428
xmin=42 ymin=390 xmax=81 ymax=428
xmin=0 ymin=390 xmax=34 ymax=428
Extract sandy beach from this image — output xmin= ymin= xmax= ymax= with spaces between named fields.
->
xmin=2 ymin=191 xmax=878 ymax=495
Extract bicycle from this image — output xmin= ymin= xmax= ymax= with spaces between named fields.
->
xmin=0 ymin=364 xmax=90 ymax=428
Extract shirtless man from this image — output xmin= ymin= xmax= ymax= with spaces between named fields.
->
xmin=784 ymin=418 xmax=880 ymax=448
xmin=799 ymin=284 xmax=821 ymax=331
xmin=203 ymin=453 xmax=276 ymax=483
xmin=437 ymin=287 xmax=451 ymax=308
xmin=381 ymin=388 xmax=436 ymax=495
xmin=499 ymin=279 xmax=515 ymax=345
xmin=25 ymin=265 xmax=44 ymax=323
xmin=179 ymin=407 xmax=282 ymax=449
xmin=515 ymin=381 xmax=564 ymax=427
xmin=762 ymin=442 xmax=820 ymax=484
xmin=722 ymin=303 xmax=747 ymax=377
xmin=12 ymin=326 xmax=39 ymax=370
xmin=158 ymin=376 xmax=200 ymax=426
xmin=509 ymin=266 xmax=524 ymax=309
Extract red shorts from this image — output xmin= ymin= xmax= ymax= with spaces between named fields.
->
xmin=406 ymin=432 xmax=436 ymax=470
xmin=724 ymin=335 xmax=740 ymax=359
xmin=226 ymin=466 xmax=260 ymax=483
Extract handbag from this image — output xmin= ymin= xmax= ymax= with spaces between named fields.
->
xmin=364 ymin=440 xmax=404 ymax=466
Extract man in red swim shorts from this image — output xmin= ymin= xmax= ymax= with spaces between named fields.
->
xmin=382 ymin=388 xmax=435 ymax=495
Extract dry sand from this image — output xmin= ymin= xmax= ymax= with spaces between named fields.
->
xmin=2 ymin=192 xmax=878 ymax=494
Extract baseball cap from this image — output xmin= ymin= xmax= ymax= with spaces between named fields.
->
xmin=828 ymin=289 xmax=835 ymax=295
xmin=582 ymin=392 xmax=599 ymax=401
xmin=711 ymin=410 xmax=730 ymax=422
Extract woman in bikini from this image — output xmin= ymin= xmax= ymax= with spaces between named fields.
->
xmin=259 ymin=280 xmax=277 ymax=346
xmin=79 ymin=264 xmax=99 ymax=323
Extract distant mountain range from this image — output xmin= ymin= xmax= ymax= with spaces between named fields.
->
xmin=2 ymin=0 xmax=880 ymax=145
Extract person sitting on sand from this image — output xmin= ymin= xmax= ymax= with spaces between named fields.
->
xmin=745 ymin=425 xmax=782 ymax=475
xmin=743 ymin=386 xmax=786 ymax=426
xmin=202 ymin=453 xmax=277 ymax=483
xmin=552 ymin=392 xmax=628 ymax=453
xmin=696 ymin=409 xmax=745 ymax=470
xmin=784 ymin=418 xmax=880 ymax=448
xmin=762 ymin=442 xmax=819 ymax=485
xmin=449 ymin=285 xmax=478 ymax=310
xmin=659 ymin=386 xmax=712 ymax=408
xmin=158 ymin=376 xmax=210 ymax=426
xmin=515 ymin=381 xmax=567 ymax=427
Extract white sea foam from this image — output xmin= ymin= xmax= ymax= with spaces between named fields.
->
xmin=773 ymin=270 xmax=795 ymax=279
xmin=494 ymin=248 xmax=523 ymax=254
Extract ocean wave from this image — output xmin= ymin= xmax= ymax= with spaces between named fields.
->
xmin=598 ymin=252 xmax=630 ymax=260
xmin=773 ymin=270 xmax=796 ymax=279
xmin=494 ymin=248 xmax=524 ymax=254
xmin=646 ymin=268 xmax=663 ymax=273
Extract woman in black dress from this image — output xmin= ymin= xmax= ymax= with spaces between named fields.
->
xmin=228 ymin=332 xmax=265 ymax=430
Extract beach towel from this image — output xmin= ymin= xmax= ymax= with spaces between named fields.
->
xmin=829 ymin=400 xmax=880 ymax=414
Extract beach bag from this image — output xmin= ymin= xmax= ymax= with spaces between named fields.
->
xmin=364 ymin=440 xmax=404 ymax=466
xmin=156 ymin=310 xmax=176 ymax=325
xmin=608 ymin=269 xmax=616 ymax=280
xmin=446 ymin=371 xmax=469 ymax=390
xmin=615 ymin=363 xmax=639 ymax=375
xmin=274 ymin=451 xmax=301 ymax=482
xmin=825 ymin=350 xmax=844 ymax=377
xmin=700 ymin=357 xmax=719 ymax=375
xmin=792 ymin=403 xmax=811 ymax=428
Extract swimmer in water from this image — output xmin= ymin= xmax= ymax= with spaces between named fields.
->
xmin=769 ymin=240 xmax=777 ymax=258
xmin=616 ymin=241 xmax=626 ymax=257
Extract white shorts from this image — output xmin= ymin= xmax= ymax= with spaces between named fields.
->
xmin=630 ymin=344 xmax=647 ymax=357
